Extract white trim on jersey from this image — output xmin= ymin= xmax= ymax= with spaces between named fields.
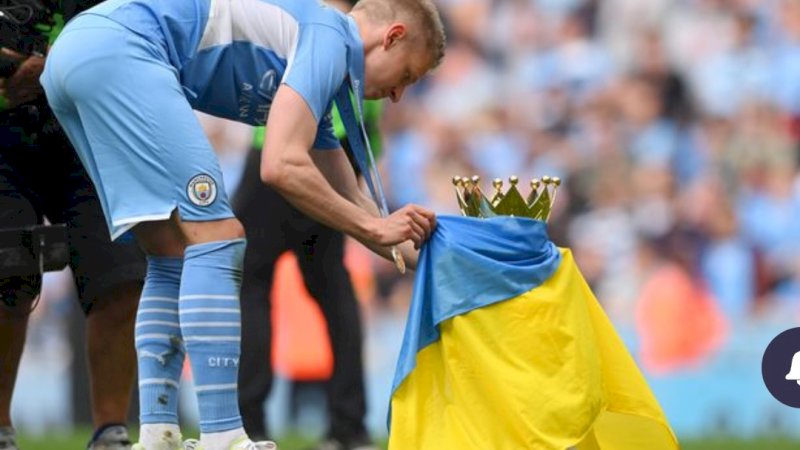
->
xmin=199 ymin=0 xmax=299 ymax=70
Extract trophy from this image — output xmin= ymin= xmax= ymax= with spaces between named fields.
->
xmin=388 ymin=174 xmax=678 ymax=450
xmin=452 ymin=175 xmax=561 ymax=221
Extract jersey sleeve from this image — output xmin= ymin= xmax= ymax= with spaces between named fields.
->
xmin=283 ymin=24 xmax=347 ymax=150
xmin=313 ymin=104 xmax=339 ymax=149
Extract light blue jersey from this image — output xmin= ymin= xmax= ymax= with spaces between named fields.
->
xmin=86 ymin=0 xmax=362 ymax=148
xmin=41 ymin=0 xmax=364 ymax=239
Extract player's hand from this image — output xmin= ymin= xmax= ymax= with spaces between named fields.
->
xmin=0 ymin=48 xmax=45 ymax=108
xmin=370 ymin=204 xmax=437 ymax=249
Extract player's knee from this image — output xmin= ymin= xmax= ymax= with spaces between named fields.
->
xmin=87 ymin=280 xmax=140 ymax=321
xmin=180 ymin=217 xmax=246 ymax=246
xmin=133 ymin=219 xmax=187 ymax=257
xmin=0 ymin=274 xmax=42 ymax=317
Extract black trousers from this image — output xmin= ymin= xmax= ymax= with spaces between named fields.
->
xmin=234 ymin=148 xmax=367 ymax=442
xmin=0 ymin=99 xmax=145 ymax=311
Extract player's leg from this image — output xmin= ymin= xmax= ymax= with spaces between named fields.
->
xmin=85 ymin=281 xmax=141 ymax=446
xmin=0 ymin=277 xmax=31 ymax=450
xmin=136 ymin=216 xmax=266 ymax=450
xmin=0 ymin=109 xmax=45 ymax=450
xmin=54 ymin=105 xmax=185 ymax=450
xmin=41 ymin=18 xmax=190 ymax=450
xmin=42 ymin=14 xmax=271 ymax=449
xmin=85 ymin=283 xmax=141 ymax=425
xmin=0 ymin=216 xmax=39 ymax=447
xmin=127 ymin=217 xmax=188 ymax=450
xmin=133 ymin=214 xmax=253 ymax=450
xmin=33 ymin=103 xmax=145 ymax=449
xmin=233 ymin=148 xmax=290 ymax=441
xmin=291 ymin=224 xmax=371 ymax=449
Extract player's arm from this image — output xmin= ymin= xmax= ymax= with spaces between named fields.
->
xmin=260 ymin=84 xmax=435 ymax=261
xmin=0 ymin=48 xmax=44 ymax=108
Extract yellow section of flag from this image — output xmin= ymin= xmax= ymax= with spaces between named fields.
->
xmin=389 ymin=249 xmax=678 ymax=450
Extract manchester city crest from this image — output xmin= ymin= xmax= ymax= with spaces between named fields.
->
xmin=187 ymin=174 xmax=217 ymax=206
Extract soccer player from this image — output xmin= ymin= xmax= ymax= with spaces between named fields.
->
xmin=40 ymin=0 xmax=444 ymax=449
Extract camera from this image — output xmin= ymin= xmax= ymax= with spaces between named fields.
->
xmin=0 ymin=0 xmax=54 ymax=77
xmin=0 ymin=224 xmax=69 ymax=277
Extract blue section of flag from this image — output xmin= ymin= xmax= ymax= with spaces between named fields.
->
xmin=391 ymin=215 xmax=561 ymax=396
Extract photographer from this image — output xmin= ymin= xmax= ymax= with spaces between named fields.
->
xmin=0 ymin=1 xmax=145 ymax=449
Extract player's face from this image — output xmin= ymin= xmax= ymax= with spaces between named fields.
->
xmin=363 ymin=23 xmax=431 ymax=102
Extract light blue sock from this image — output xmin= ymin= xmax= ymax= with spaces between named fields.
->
xmin=136 ymin=256 xmax=185 ymax=425
xmin=180 ymin=239 xmax=246 ymax=433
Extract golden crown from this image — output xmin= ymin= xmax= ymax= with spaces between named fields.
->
xmin=453 ymin=175 xmax=561 ymax=221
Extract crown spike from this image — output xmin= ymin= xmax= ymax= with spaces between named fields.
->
xmin=529 ymin=185 xmax=551 ymax=220
xmin=453 ymin=177 xmax=469 ymax=215
xmin=527 ymin=178 xmax=541 ymax=205
xmin=491 ymin=178 xmax=505 ymax=206
xmin=544 ymin=177 xmax=561 ymax=221
xmin=464 ymin=175 xmax=496 ymax=218
xmin=494 ymin=176 xmax=526 ymax=216
xmin=462 ymin=184 xmax=480 ymax=217
xmin=531 ymin=175 xmax=559 ymax=221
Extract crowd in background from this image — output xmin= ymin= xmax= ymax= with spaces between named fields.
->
xmin=381 ymin=0 xmax=800 ymax=328
xmin=374 ymin=0 xmax=800 ymax=435
xmin=13 ymin=0 xmax=800 ymax=441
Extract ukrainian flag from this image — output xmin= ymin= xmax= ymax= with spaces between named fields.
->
xmin=388 ymin=216 xmax=678 ymax=450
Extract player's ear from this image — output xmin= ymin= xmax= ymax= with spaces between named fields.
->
xmin=383 ymin=23 xmax=408 ymax=50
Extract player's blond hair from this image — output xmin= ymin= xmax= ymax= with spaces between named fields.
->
xmin=352 ymin=0 xmax=446 ymax=69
